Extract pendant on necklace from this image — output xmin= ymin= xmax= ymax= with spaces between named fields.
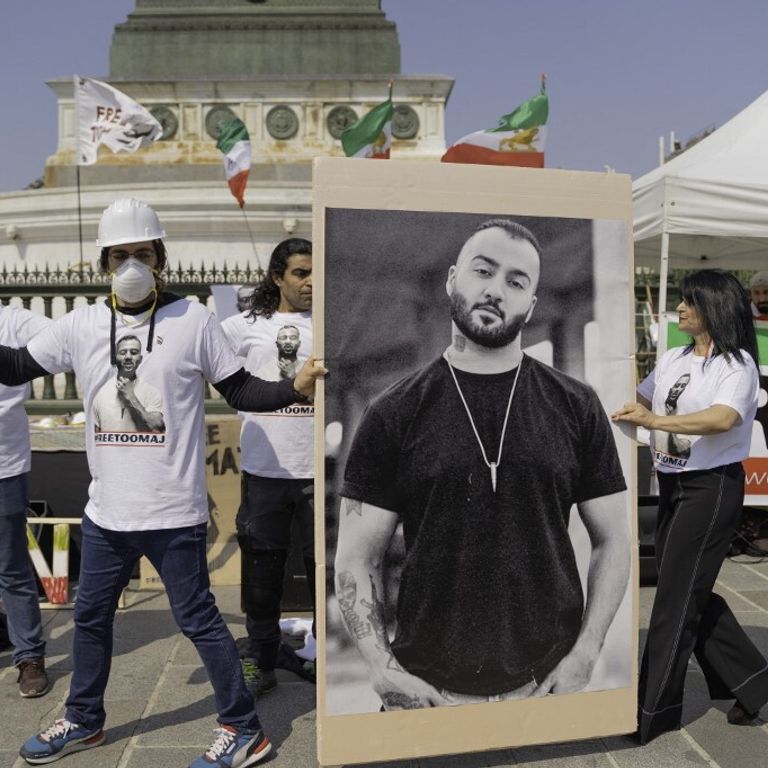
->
xmin=444 ymin=353 xmax=523 ymax=499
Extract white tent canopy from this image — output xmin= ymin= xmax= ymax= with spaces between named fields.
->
xmin=633 ymin=88 xmax=768 ymax=271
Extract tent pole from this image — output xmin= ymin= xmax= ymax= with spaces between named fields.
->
xmin=657 ymin=231 xmax=670 ymax=358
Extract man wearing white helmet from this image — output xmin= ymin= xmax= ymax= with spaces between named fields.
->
xmin=750 ymin=270 xmax=768 ymax=320
xmin=0 ymin=199 xmax=325 ymax=768
xmin=0 ymin=305 xmax=51 ymax=700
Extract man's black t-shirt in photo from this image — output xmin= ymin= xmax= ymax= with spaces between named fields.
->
xmin=341 ymin=354 xmax=627 ymax=696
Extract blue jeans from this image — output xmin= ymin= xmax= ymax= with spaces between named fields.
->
xmin=0 ymin=473 xmax=45 ymax=665
xmin=65 ymin=515 xmax=260 ymax=732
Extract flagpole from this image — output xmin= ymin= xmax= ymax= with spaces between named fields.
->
xmin=73 ymin=75 xmax=90 ymax=280
xmin=240 ymin=205 xmax=263 ymax=277
xmin=74 ymin=75 xmax=85 ymax=281
xmin=75 ymin=164 xmax=85 ymax=281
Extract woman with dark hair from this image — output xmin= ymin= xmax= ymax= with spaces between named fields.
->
xmin=613 ymin=268 xmax=768 ymax=743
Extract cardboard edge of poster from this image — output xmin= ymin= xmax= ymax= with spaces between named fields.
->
xmin=311 ymin=157 xmax=638 ymax=766
xmin=311 ymin=156 xmax=632 ymax=220
xmin=316 ymin=688 xmax=637 ymax=766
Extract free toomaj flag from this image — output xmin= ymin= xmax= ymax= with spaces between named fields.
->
xmin=216 ymin=118 xmax=251 ymax=208
xmin=341 ymin=91 xmax=394 ymax=159
xmin=75 ymin=76 xmax=162 ymax=165
xmin=442 ymin=77 xmax=549 ymax=167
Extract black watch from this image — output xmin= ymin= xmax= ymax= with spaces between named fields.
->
xmin=291 ymin=384 xmax=310 ymax=403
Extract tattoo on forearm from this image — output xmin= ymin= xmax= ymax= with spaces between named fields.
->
xmin=360 ymin=575 xmax=400 ymax=671
xmin=336 ymin=571 xmax=372 ymax=640
xmin=342 ymin=498 xmax=362 ymax=517
xmin=381 ymin=692 xmax=422 ymax=709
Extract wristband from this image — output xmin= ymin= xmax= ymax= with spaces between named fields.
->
xmin=292 ymin=384 xmax=310 ymax=403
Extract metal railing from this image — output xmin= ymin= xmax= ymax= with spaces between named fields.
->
xmin=3 ymin=264 xmax=756 ymax=402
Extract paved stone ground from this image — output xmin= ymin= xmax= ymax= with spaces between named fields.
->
xmin=2 ymin=556 xmax=768 ymax=768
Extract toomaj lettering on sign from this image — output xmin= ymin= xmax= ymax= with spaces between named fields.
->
xmin=95 ymin=432 xmax=166 ymax=445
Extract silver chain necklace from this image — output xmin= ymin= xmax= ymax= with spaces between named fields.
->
xmin=445 ymin=355 xmax=524 ymax=493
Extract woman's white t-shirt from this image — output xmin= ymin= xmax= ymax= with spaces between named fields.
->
xmin=27 ymin=299 xmax=241 ymax=530
xmin=637 ymin=347 xmax=759 ymax=473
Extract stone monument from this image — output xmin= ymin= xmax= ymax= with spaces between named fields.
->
xmin=0 ymin=0 xmax=453 ymax=272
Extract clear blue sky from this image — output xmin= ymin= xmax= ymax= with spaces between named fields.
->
xmin=2 ymin=0 xmax=768 ymax=192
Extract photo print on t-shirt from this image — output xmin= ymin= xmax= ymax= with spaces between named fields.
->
xmin=663 ymin=373 xmax=691 ymax=460
xmin=92 ymin=334 xmax=166 ymax=444
xmin=256 ymin=324 xmax=303 ymax=382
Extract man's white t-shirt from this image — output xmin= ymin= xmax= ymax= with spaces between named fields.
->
xmin=638 ymin=347 xmax=759 ymax=473
xmin=221 ymin=310 xmax=313 ymax=479
xmin=0 ymin=306 xmax=51 ymax=479
xmin=27 ymin=298 xmax=241 ymax=530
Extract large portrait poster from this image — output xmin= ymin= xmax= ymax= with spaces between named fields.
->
xmin=314 ymin=158 xmax=637 ymax=765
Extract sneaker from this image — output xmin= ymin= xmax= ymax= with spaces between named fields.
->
xmin=276 ymin=641 xmax=315 ymax=683
xmin=17 ymin=658 xmax=51 ymax=698
xmin=189 ymin=725 xmax=272 ymax=767
xmin=299 ymin=659 xmax=316 ymax=684
xmin=240 ymin=658 xmax=278 ymax=697
xmin=19 ymin=719 xmax=105 ymax=764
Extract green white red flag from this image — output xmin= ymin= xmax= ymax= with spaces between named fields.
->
xmin=75 ymin=76 xmax=162 ymax=166
xmin=442 ymin=77 xmax=549 ymax=167
xmin=342 ymin=84 xmax=394 ymax=159
xmin=216 ymin=118 xmax=252 ymax=208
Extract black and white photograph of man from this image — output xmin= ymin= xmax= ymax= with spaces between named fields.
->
xmin=256 ymin=325 xmax=303 ymax=382
xmin=662 ymin=373 xmax=692 ymax=459
xmin=93 ymin=334 xmax=165 ymax=433
xmin=323 ymin=209 xmax=633 ymax=716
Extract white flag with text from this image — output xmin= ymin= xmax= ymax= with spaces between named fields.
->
xmin=75 ymin=76 xmax=162 ymax=165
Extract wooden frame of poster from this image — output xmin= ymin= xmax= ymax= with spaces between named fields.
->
xmin=313 ymin=157 xmax=638 ymax=765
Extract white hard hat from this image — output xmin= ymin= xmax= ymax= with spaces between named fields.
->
xmin=96 ymin=198 xmax=166 ymax=247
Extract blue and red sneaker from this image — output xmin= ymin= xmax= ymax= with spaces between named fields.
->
xmin=20 ymin=718 xmax=105 ymax=764
xmin=189 ymin=725 xmax=272 ymax=767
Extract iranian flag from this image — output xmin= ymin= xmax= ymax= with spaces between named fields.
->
xmin=442 ymin=76 xmax=549 ymax=167
xmin=342 ymin=84 xmax=394 ymax=159
xmin=217 ymin=118 xmax=251 ymax=208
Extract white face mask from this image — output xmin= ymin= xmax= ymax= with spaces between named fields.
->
xmin=111 ymin=258 xmax=157 ymax=304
